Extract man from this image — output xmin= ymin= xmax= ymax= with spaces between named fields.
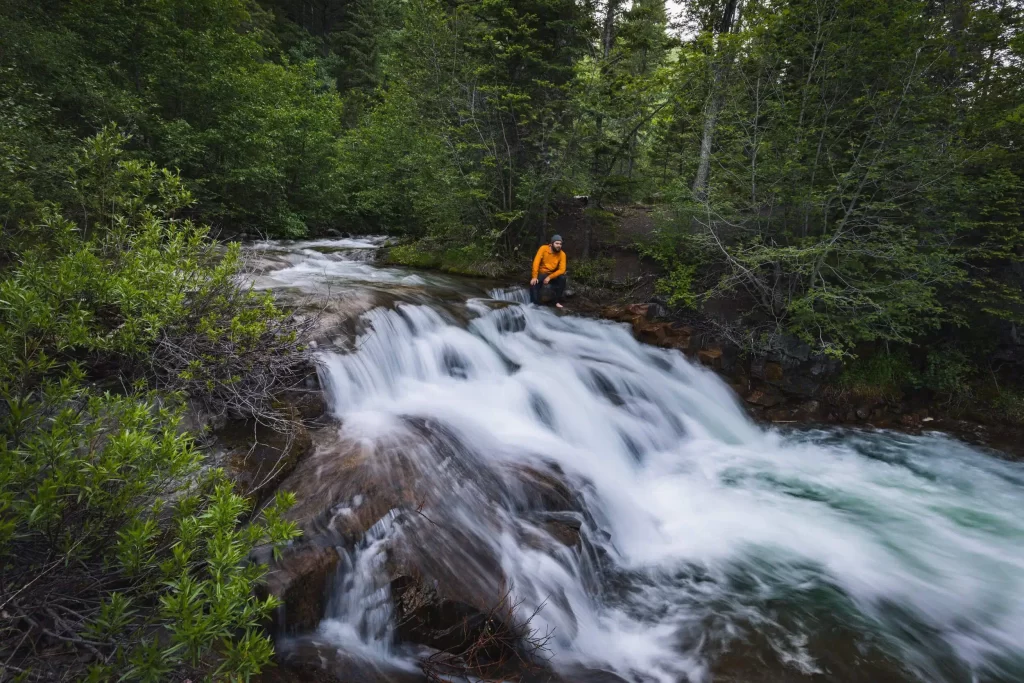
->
xmin=530 ymin=235 xmax=567 ymax=308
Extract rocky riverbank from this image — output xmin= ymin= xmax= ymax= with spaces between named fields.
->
xmin=591 ymin=301 xmax=1024 ymax=459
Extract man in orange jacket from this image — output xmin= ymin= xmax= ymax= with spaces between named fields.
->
xmin=530 ymin=235 xmax=567 ymax=308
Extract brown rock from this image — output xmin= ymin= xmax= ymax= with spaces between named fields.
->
xmin=264 ymin=640 xmax=423 ymax=683
xmin=626 ymin=303 xmax=650 ymax=318
xmin=221 ymin=420 xmax=313 ymax=503
xmin=636 ymin=322 xmax=669 ymax=345
xmin=745 ymin=388 xmax=784 ymax=408
xmin=766 ymin=408 xmax=794 ymax=422
xmin=544 ymin=521 xmax=582 ymax=548
xmin=600 ymin=305 xmax=630 ymax=322
xmin=282 ymin=389 xmax=327 ymax=421
xmin=664 ymin=334 xmax=693 ymax=352
xmin=764 ymin=362 xmax=784 ymax=382
xmin=796 ymin=400 xmax=821 ymax=419
xmin=263 ymin=545 xmax=340 ymax=634
xmin=698 ymin=347 xmax=723 ymax=369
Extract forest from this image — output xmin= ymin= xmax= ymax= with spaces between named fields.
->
xmin=1 ymin=0 xmax=1023 ymax=679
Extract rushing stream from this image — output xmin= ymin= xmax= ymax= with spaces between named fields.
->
xmin=252 ymin=238 xmax=1024 ymax=683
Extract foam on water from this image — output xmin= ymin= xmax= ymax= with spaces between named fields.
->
xmin=315 ymin=300 xmax=1024 ymax=682
xmin=255 ymin=243 xmax=1024 ymax=682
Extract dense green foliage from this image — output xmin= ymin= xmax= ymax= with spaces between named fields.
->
xmin=1 ymin=127 xmax=303 ymax=679
xmin=1 ymin=0 xmax=347 ymax=235
xmin=1 ymin=0 xmax=1023 ymax=675
xmin=5 ymin=0 xmax=1021 ymax=359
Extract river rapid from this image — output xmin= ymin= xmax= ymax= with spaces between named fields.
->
xmin=251 ymin=238 xmax=1024 ymax=683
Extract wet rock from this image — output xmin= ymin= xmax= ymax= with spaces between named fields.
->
xmin=281 ymin=389 xmax=327 ymax=422
xmin=263 ymin=544 xmax=340 ymax=635
xmin=599 ymin=305 xmax=629 ymax=321
xmin=856 ymin=405 xmax=871 ymax=420
xmin=635 ymin=322 xmax=668 ymax=346
xmin=698 ymin=347 xmax=723 ymax=369
xmin=391 ymin=575 xmax=490 ymax=653
xmin=765 ymin=408 xmax=794 ymax=422
xmin=535 ymin=511 xmax=583 ymax=548
xmin=220 ymin=419 xmax=313 ymax=502
xmin=543 ymin=521 xmax=582 ymax=548
xmin=796 ymin=400 xmax=821 ymax=419
xmin=627 ymin=303 xmax=652 ymax=319
xmin=509 ymin=462 xmax=581 ymax=513
xmin=745 ymin=388 xmax=784 ymax=408
xmin=265 ymin=639 xmax=422 ymax=683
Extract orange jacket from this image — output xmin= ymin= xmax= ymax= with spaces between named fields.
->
xmin=532 ymin=244 xmax=566 ymax=279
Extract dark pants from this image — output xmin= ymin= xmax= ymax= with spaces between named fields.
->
xmin=530 ymin=273 xmax=566 ymax=305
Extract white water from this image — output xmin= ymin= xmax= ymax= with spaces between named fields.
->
xmin=259 ymin=240 xmax=1024 ymax=683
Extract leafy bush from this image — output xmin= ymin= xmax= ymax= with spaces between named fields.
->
xmin=0 ymin=384 xmax=298 ymax=681
xmin=638 ymin=217 xmax=711 ymax=310
xmin=992 ymin=389 xmax=1024 ymax=424
xmin=2 ymin=126 xmax=314 ymax=423
xmin=0 ymin=127 xmax=306 ymax=680
xmin=918 ymin=349 xmax=976 ymax=401
xmin=837 ymin=351 xmax=918 ymax=400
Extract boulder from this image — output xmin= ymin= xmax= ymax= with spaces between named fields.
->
xmin=538 ymin=511 xmax=584 ymax=548
xmin=795 ymin=400 xmax=822 ymax=420
xmin=765 ymin=407 xmax=794 ymax=422
xmin=626 ymin=303 xmax=652 ymax=319
xmin=280 ymin=389 xmax=327 ymax=422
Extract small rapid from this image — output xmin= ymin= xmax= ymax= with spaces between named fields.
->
xmin=255 ymin=240 xmax=1024 ymax=683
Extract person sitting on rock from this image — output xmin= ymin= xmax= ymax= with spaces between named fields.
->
xmin=530 ymin=235 xmax=567 ymax=308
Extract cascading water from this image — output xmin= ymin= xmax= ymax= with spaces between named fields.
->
xmin=254 ymin=239 xmax=1024 ymax=683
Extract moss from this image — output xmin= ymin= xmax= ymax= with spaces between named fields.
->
xmin=385 ymin=240 xmax=517 ymax=278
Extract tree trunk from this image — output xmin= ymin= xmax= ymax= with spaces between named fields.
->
xmin=691 ymin=0 xmax=742 ymax=201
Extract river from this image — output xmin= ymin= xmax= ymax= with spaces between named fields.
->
xmin=250 ymin=238 xmax=1024 ymax=683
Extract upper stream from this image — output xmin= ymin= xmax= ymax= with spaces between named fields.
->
xmin=251 ymin=238 xmax=1024 ymax=683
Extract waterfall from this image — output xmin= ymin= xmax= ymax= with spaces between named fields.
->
xmin=256 ymin=239 xmax=1024 ymax=683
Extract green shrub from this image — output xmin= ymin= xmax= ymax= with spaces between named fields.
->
xmin=0 ymin=384 xmax=298 ymax=681
xmin=991 ymin=388 xmax=1024 ymax=424
xmin=638 ymin=217 xmax=710 ymax=310
xmin=838 ymin=351 xmax=918 ymax=400
xmin=570 ymin=257 xmax=615 ymax=288
xmin=1 ymin=126 xmax=313 ymax=422
xmin=0 ymin=127 xmax=306 ymax=680
xmin=918 ymin=349 xmax=976 ymax=400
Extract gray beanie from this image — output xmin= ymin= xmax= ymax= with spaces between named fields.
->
xmin=551 ymin=234 xmax=563 ymax=243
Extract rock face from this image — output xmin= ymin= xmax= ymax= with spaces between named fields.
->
xmin=259 ymin=421 xmax=589 ymax=681
xmin=263 ymin=544 xmax=341 ymax=634
xmin=597 ymin=302 xmax=844 ymax=423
